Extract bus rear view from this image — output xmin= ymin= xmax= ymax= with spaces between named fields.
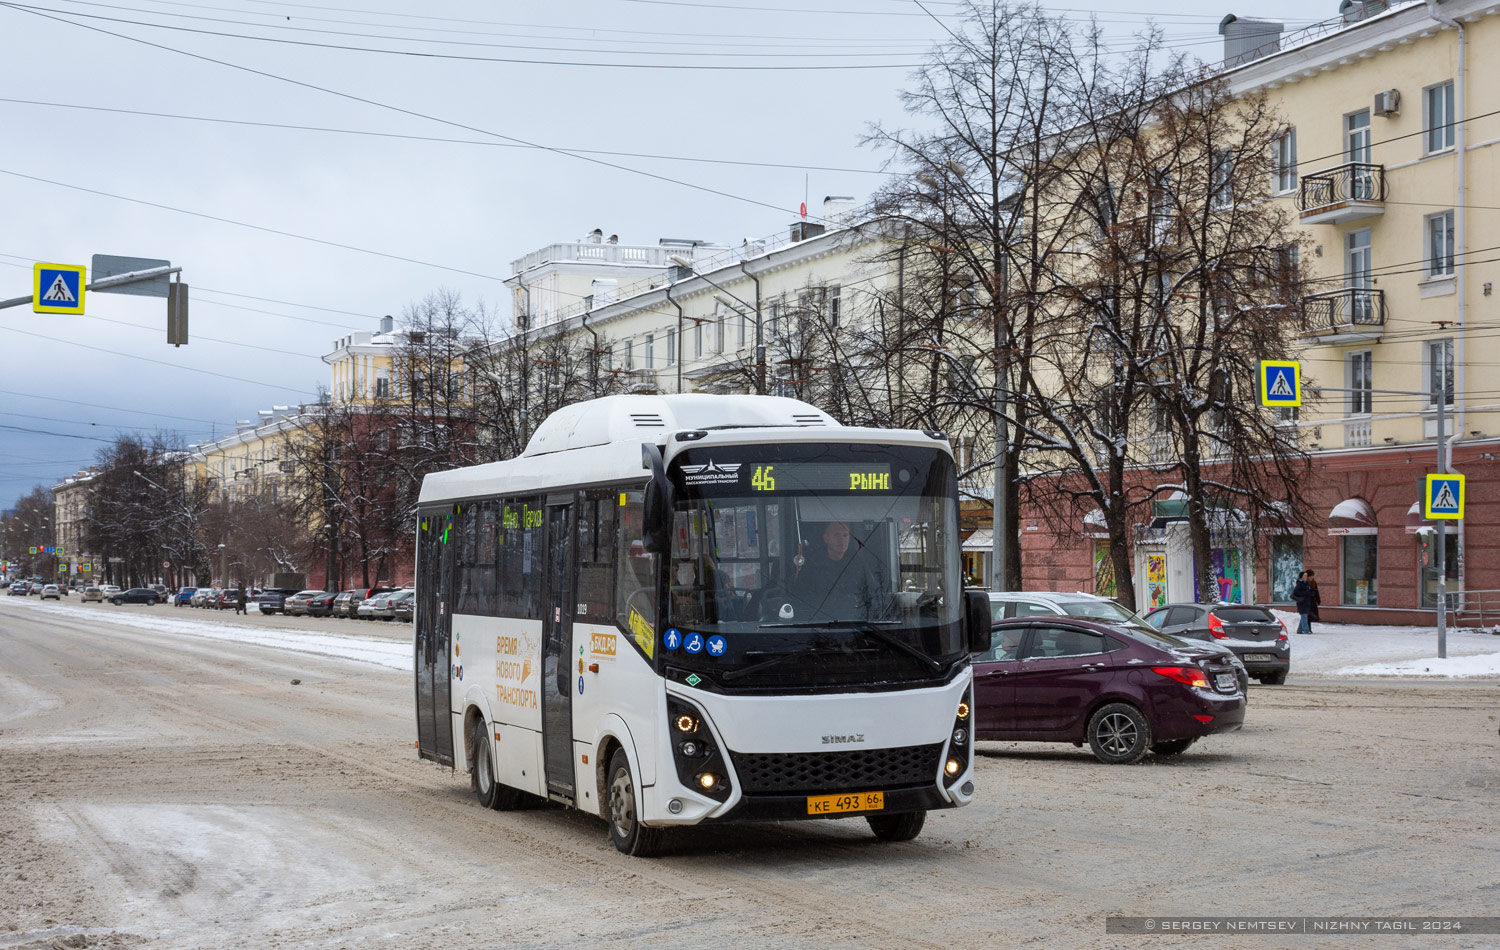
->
xmin=414 ymin=394 xmax=991 ymax=855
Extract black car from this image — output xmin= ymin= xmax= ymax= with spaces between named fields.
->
xmin=255 ymin=588 xmax=302 ymax=615
xmin=110 ymin=588 xmax=161 ymax=605
xmin=305 ymin=591 xmax=340 ymax=617
xmin=7 ymin=582 xmax=28 ymax=596
xmin=1143 ymin=603 xmax=1291 ymax=685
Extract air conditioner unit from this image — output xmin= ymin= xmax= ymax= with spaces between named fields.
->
xmin=1373 ymin=89 xmax=1401 ymax=117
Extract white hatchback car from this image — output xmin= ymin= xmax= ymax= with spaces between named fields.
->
xmin=40 ymin=584 xmax=61 ymax=600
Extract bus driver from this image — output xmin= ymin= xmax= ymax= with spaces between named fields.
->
xmin=792 ymin=520 xmax=885 ymax=620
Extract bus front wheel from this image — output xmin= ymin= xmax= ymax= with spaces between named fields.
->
xmin=606 ymin=750 xmax=664 ymax=857
xmin=471 ymin=725 xmax=523 ymax=811
xmin=867 ymin=810 xmax=926 ymax=842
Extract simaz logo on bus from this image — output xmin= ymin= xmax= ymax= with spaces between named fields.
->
xmin=590 ymin=631 xmax=618 ymax=660
xmin=679 ymin=460 xmax=742 ymax=485
xmin=822 ymin=733 xmax=866 ymax=745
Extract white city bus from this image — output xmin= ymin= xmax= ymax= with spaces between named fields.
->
xmin=414 ymin=394 xmax=990 ymax=855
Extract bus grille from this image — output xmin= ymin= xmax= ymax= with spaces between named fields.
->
xmin=728 ymin=744 xmax=943 ymax=795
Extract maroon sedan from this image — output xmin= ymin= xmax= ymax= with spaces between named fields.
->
xmin=974 ymin=618 xmax=1245 ymax=763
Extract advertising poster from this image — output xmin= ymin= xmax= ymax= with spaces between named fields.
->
xmin=1146 ymin=553 xmax=1167 ymax=608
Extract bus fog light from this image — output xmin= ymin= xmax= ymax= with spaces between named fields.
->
xmin=944 ymin=758 xmax=961 ymax=776
xmin=961 ymin=781 xmax=974 ymax=796
xmin=680 ymin=740 xmax=700 ymax=757
xmin=667 ymin=798 xmax=684 ymax=815
xmin=697 ymin=772 xmax=720 ymax=790
xmin=952 ymin=728 xmax=968 ymax=746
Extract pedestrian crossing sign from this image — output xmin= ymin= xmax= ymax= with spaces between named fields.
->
xmin=1259 ymin=360 xmax=1301 ymax=407
xmin=1424 ymin=474 xmax=1465 ymax=520
xmin=33 ymin=262 xmax=86 ymax=314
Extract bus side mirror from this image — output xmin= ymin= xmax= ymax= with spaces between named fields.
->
xmin=641 ymin=442 xmax=672 ymax=555
xmin=963 ymin=589 xmax=992 ymax=654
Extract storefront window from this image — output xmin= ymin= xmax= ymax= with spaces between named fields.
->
xmin=1420 ymin=531 xmax=1460 ymax=608
xmin=1270 ymin=535 xmax=1303 ymax=603
xmin=1341 ymin=535 xmax=1378 ymax=606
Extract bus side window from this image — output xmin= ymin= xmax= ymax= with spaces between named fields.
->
xmin=454 ymin=503 xmax=477 ymax=614
xmin=497 ymin=496 xmax=543 ymax=620
xmin=615 ymin=495 xmax=658 ymax=639
xmin=577 ymin=494 xmax=616 ymax=625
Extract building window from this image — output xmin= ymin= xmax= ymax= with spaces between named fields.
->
xmin=829 ymin=286 xmax=842 ymax=326
xmin=666 ymin=328 xmax=676 ymax=366
xmin=622 ymin=339 xmax=634 ymax=369
xmin=1092 ymin=182 xmax=1116 ymax=238
xmin=1270 ymin=534 xmax=1303 ymax=603
xmin=1348 ymin=350 xmax=1372 ymax=415
xmin=1428 ymin=338 xmax=1454 ymax=406
xmin=738 ymin=312 xmax=747 ymax=349
xmin=1426 ymin=80 xmax=1455 ymax=153
xmin=768 ymin=300 xmax=782 ymax=339
xmin=1341 ymin=535 xmax=1378 ymax=606
xmin=1209 ymin=148 xmax=1233 ymax=209
xmin=1149 ymin=168 xmax=1173 ymax=246
xmin=1426 ymin=210 xmax=1455 ymax=277
xmin=375 ymin=370 xmax=390 ymax=398
xmin=645 ymin=333 xmax=655 ymax=369
xmin=1273 ymin=128 xmax=1297 ymax=193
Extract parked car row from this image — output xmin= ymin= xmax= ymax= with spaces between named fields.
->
xmin=260 ymin=586 xmax=413 ymax=622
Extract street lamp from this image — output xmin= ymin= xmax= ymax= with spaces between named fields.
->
xmin=218 ymin=543 xmax=227 ymax=587
xmin=669 ymin=255 xmax=765 ymax=393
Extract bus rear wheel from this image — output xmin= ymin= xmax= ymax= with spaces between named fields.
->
xmin=471 ymin=725 xmax=523 ymax=811
xmin=606 ymin=750 xmax=664 ymax=857
xmin=867 ymin=810 xmax=926 ymax=842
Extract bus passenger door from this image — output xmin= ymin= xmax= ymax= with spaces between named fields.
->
xmin=541 ymin=501 xmax=577 ymax=800
xmin=415 ymin=514 xmax=455 ymax=766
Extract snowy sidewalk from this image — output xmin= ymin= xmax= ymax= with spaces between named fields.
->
xmin=0 ymin=596 xmax=411 ymax=672
xmin=1269 ymin=608 xmax=1500 ymax=678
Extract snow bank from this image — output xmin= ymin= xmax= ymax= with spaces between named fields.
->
xmin=0 ymin=598 xmax=411 ymax=671
xmin=1269 ymin=608 xmax=1500 ymax=677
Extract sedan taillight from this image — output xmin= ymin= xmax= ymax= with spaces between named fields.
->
xmin=1207 ymin=613 xmax=1227 ymax=639
xmin=1151 ymin=666 xmax=1210 ymax=689
xmin=1277 ymin=618 xmax=1288 ymax=641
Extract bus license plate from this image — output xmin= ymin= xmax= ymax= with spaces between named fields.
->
xmin=807 ymin=791 xmax=884 ymax=815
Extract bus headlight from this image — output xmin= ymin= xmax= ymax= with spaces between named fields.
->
xmin=944 ymin=688 xmax=973 ymax=787
xmin=667 ymin=697 xmax=730 ymax=802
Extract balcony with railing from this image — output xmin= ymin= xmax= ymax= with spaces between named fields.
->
xmin=1302 ymin=287 xmax=1386 ymax=343
xmin=1298 ymin=162 xmax=1386 ymax=224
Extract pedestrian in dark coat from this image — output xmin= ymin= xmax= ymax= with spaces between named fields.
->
xmin=235 ymin=583 xmax=247 ymax=615
xmin=1305 ymin=571 xmax=1321 ymax=624
xmin=1292 ymin=571 xmax=1317 ymax=634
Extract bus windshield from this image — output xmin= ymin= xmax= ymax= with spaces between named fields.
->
xmin=665 ymin=442 xmax=963 ymax=687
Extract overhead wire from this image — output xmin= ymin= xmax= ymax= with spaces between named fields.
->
xmin=0 ymin=98 xmax=897 ymax=177
xmin=0 ymin=4 xmax=842 ymax=225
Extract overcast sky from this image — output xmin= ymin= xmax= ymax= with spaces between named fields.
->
xmin=0 ymin=0 xmax=1328 ymax=507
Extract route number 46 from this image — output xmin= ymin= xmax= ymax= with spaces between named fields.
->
xmin=751 ymin=464 xmax=776 ymax=492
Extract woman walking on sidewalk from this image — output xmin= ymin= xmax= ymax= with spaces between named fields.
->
xmin=1292 ymin=570 xmax=1321 ymax=634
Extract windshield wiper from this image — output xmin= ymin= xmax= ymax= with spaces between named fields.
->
xmin=721 ymin=645 xmax=843 ymax=682
xmin=757 ymin=620 xmax=941 ymax=674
